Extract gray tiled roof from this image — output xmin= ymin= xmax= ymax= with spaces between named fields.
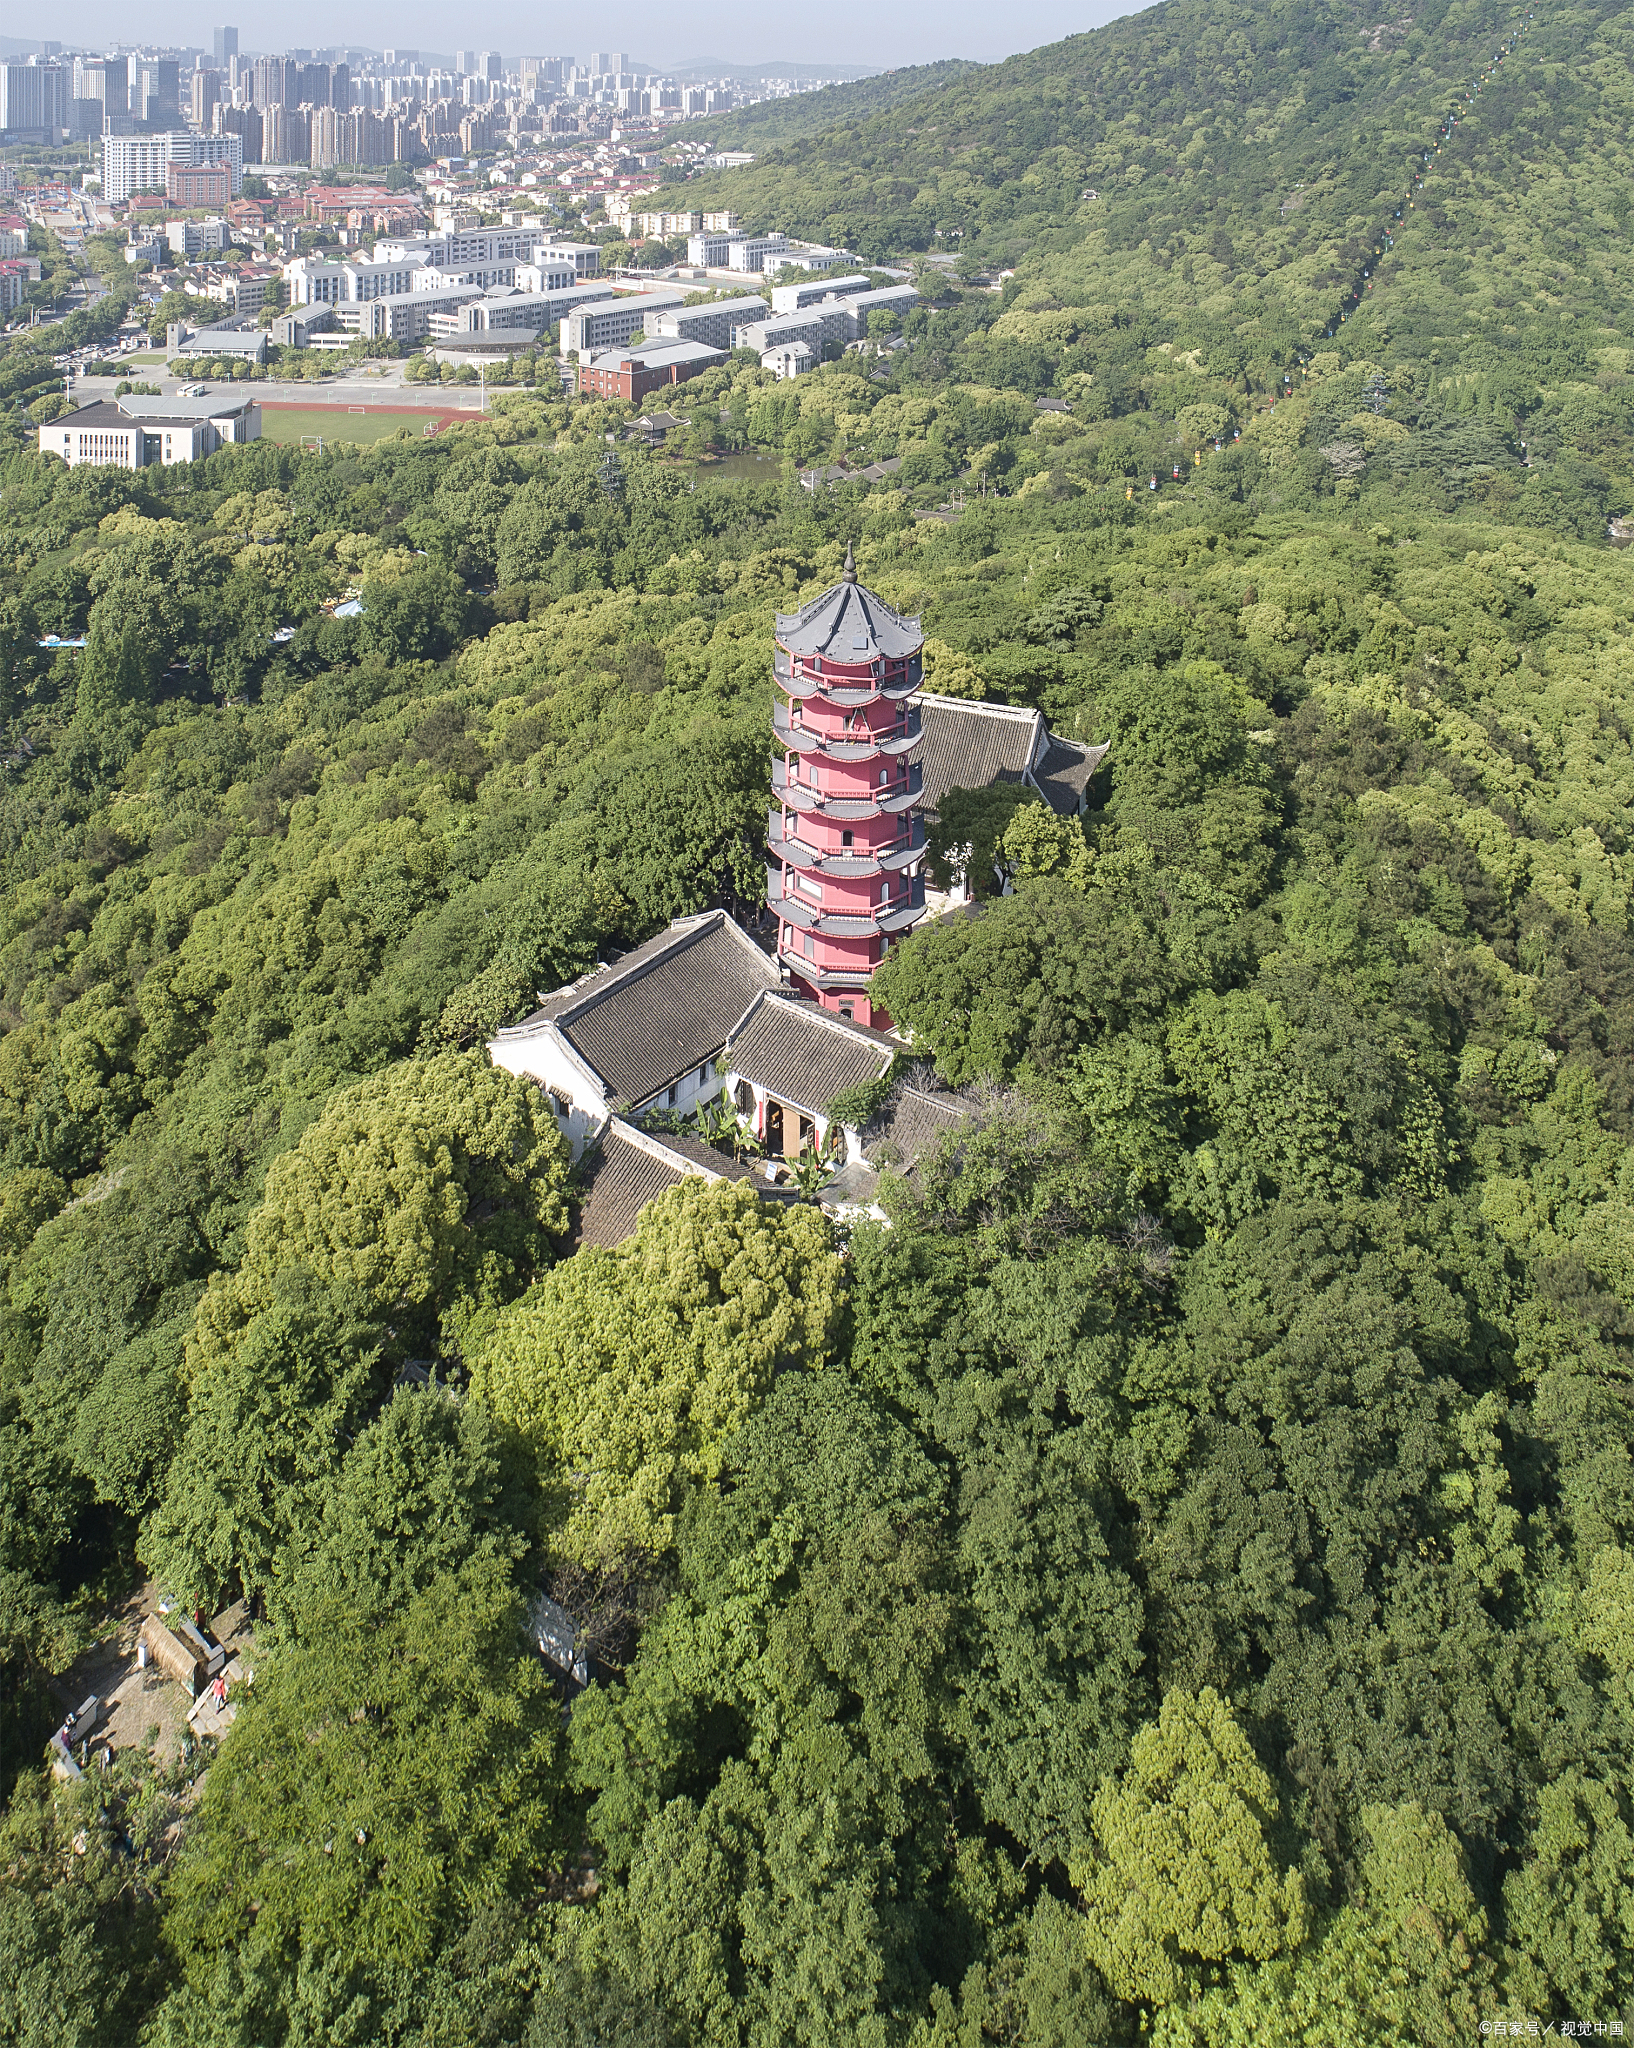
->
xmin=775 ymin=576 xmax=922 ymax=660
xmin=912 ymin=695 xmax=1109 ymax=818
xmin=573 ymin=1120 xmax=754 ymax=1250
xmin=511 ymin=913 xmax=780 ymax=1107
xmin=1033 ymin=737 xmax=1111 ymax=813
xmin=868 ymin=1087 xmax=969 ymax=1172
xmin=725 ymin=994 xmax=895 ymax=1115
xmin=912 ymin=695 xmax=1044 ymax=816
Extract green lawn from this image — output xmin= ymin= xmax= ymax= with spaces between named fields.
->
xmin=257 ymin=406 xmax=449 ymax=447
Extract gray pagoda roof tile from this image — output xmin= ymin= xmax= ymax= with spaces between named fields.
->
xmin=775 ymin=570 xmax=922 ymax=660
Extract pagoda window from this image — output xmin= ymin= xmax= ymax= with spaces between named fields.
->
xmin=879 ymin=768 xmax=889 ymax=786
xmin=881 ymin=881 xmax=892 ymax=903
xmin=841 ymin=829 xmax=853 ymax=847
xmin=803 ymin=931 xmax=815 ymax=959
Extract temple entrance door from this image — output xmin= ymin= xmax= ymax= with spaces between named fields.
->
xmin=766 ymin=1101 xmax=785 ymax=1156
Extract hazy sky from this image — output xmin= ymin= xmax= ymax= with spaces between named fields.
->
xmin=27 ymin=0 xmax=1146 ymax=72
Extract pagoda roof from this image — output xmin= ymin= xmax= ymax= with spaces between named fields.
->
xmin=775 ymin=546 xmax=922 ymax=660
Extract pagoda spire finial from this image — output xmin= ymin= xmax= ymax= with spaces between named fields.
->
xmin=841 ymin=541 xmax=857 ymax=584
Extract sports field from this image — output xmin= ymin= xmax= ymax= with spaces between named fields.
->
xmin=256 ymin=404 xmax=472 ymax=447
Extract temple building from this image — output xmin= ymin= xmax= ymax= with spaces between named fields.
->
xmin=769 ymin=546 xmax=926 ymax=1028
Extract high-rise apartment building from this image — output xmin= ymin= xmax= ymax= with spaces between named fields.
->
xmin=102 ymin=130 xmax=243 ymax=204
xmin=0 ymin=60 xmax=69 ymax=139
xmin=190 ymin=69 xmax=221 ymax=128
xmin=136 ymin=59 xmax=180 ymax=125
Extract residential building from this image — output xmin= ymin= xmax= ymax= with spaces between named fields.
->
xmin=761 ymin=339 xmax=816 ymax=380
xmin=168 ymin=160 xmax=231 ymax=210
xmin=270 ymin=305 xmax=335 ymax=347
xmin=449 ymin=288 xmax=544 ymax=335
xmin=734 ymin=306 xmax=840 ymax=355
xmin=646 ymin=294 xmax=769 ymax=352
xmin=770 ymin=547 xmax=929 ymax=1026
xmin=123 ymin=233 xmax=164 ymax=266
xmin=577 ymin=337 xmax=725 ymax=403
xmin=487 ymin=910 xmax=781 ymax=1155
xmin=560 ymin=288 xmax=684 ymax=357
xmin=39 ymin=390 xmax=260 ymax=468
xmin=0 ymin=60 xmax=69 ymax=141
xmin=204 ymin=265 xmax=278 ymax=314
xmin=769 ymin=272 xmax=872 ymax=314
xmin=840 ymin=283 xmax=920 ymax=334
xmin=0 ymin=261 xmax=30 ymax=313
xmin=103 ymin=132 xmax=242 ymax=206
xmin=166 ymin=217 xmax=233 ymax=258
xmin=629 ymin=208 xmax=703 ymax=239
xmin=0 ymin=223 xmax=26 ymax=259
xmin=284 ymin=253 xmax=423 ymax=305
xmin=341 ymin=284 xmax=486 ymax=342
xmin=189 ymin=70 xmax=221 ymax=131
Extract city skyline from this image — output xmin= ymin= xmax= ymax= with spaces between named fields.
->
xmin=0 ymin=0 xmax=1143 ymax=74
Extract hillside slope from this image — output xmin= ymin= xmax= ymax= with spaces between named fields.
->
xmin=671 ymin=58 xmax=983 ymax=150
xmin=683 ymin=0 xmax=1634 ymax=375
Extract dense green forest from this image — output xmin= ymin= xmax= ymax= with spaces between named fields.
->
xmin=3 ymin=0 xmax=1634 ymax=2038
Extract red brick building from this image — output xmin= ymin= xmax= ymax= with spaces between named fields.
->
xmin=167 ymin=161 xmax=231 ymax=209
xmin=577 ymin=337 xmax=725 ymax=404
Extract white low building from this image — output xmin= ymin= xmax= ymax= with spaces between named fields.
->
xmin=761 ymin=339 xmax=815 ymax=380
xmin=487 ymin=911 xmax=781 ymax=1156
xmin=39 ymin=389 xmax=259 ymax=468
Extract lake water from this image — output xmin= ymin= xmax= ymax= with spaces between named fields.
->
xmin=689 ymin=450 xmax=789 ymax=486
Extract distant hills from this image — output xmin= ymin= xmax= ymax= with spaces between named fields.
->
xmin=679 ymin=0 xmax=1634 ymax=400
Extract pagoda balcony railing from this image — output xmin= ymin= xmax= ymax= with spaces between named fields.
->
xmin=773 ymin=705 xmax=921 ymax=759
xmin=773 ymin=650 xmax=922 ymax=705
xmin=767 ymin=871 xmax=925 ymax=935
xmin=772 ymin=757 xmax=922 ymax=814
xmin=767 ymin=816 xmax=925 ymax=876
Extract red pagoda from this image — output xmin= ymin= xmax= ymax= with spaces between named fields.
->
xmin=769 ymin=545 xmax=926 ymax=1028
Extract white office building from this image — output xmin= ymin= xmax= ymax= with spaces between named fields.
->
xmin=39 ymin=390 xmax=259 ymax=468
